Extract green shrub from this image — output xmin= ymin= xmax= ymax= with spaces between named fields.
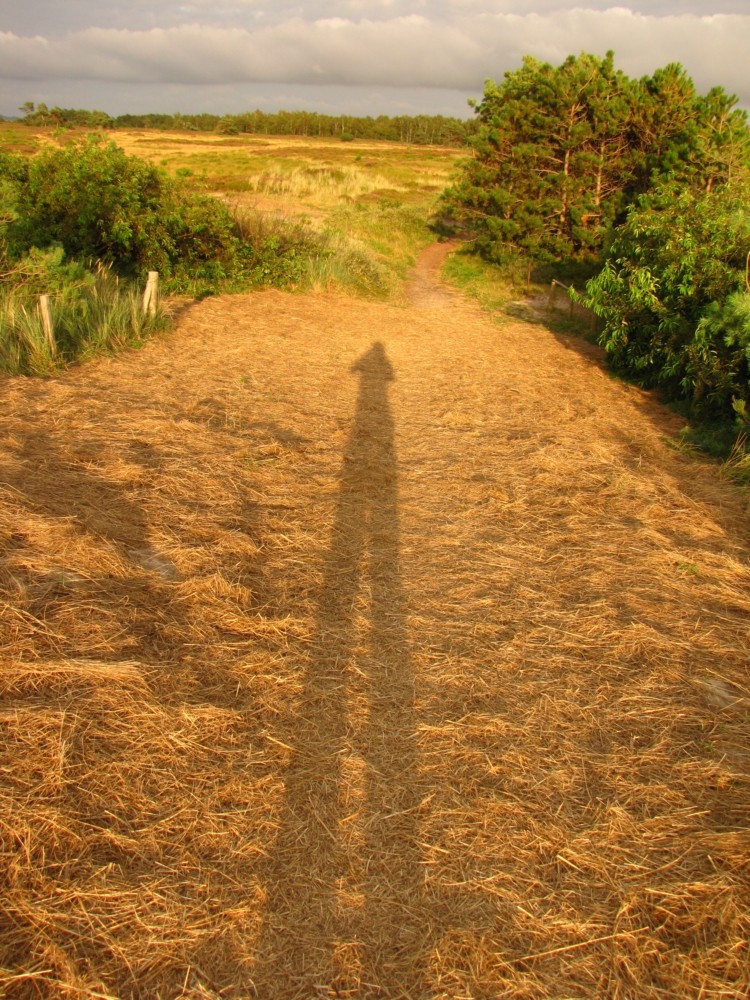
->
xmin=577 ymin=183 xmax=750 ymax=419
xmin=6 ymin=136 xmax=245 ymax=286
xmin=11 ymin=136 xmax=169 ymax=272
xmin=0 ymin=245 xmax=91 ymax=295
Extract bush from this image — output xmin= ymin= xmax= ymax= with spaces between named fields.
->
xmin=7 ymin=136 xmax=245 ymax=285
xmin=10 ymin=137 xmax=169 ymax=272
xmin=577 ymin=183 xmax=750 ymax=419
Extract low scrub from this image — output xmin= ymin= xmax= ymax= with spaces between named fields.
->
xmin=4 ymin=137 xmax=245 ymax=288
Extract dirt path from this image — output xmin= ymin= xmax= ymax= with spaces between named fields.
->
xmin=1 ymin=248 xmax=749 ymax=999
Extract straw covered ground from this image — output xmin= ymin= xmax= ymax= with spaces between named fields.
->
xmin=1 ymin=247 xmax=749 ymax=999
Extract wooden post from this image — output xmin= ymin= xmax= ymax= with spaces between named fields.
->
xmin=142 ymin=271 xmax=159 ymax=317
xmin=39 ymin=295 xmax=56 ymax=355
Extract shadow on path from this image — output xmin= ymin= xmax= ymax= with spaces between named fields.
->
xmin=253 ymin=343 xmax=428 ymax=997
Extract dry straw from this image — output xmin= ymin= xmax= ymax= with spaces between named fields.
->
xmin=1 ymin=252 xmax=749 ymax=998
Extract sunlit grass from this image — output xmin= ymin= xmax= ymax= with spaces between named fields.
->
xmin=111 ymin=131 xmax=462 ymax=299
xmin=0 ymin=267 xmax=168 ymax=376
xmin=116 ymin=131 xmax=458 ymax=202
xmin=248 ymin=164 xmax=402 ymax=202
xmin=3 ymin=125 xmax=464 ymax=302
xmin=440 ymin=248 xmax=519 ymax=313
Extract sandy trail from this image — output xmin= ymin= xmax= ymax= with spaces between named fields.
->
xmin=1 ymin=247 xmax=749 ymax=998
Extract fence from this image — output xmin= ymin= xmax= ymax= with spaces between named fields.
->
xmin=34 ymin=271 xmax=159 ymax=356
xmin=546 ymin=278 xmax=597 ymax=332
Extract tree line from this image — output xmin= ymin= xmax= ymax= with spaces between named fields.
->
xmin=15 ymin=102 xmax=475 ymax=146
xmin=442 ymin=52 xmax=750 ymax=430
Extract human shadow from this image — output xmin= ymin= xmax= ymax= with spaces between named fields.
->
xmin=253 ymin=343 xmax=428 ymax=997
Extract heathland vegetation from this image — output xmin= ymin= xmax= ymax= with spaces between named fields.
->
xmin=3 ymin=51 xmax=750 ymax=465
xmin=0 ymin=125 xmax=456 ymax=374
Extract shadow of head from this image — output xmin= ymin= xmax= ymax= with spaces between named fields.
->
xmin=351 ymin=341 xmax=394 ymax=383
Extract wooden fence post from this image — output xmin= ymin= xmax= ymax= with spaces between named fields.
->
xmin=142 ymin=271 xmax=159 ymax=317
xmin=39 ymin=294 xmax=56 ymax=355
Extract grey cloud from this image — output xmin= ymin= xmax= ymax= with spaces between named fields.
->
xmin=2 ymin=12 xmax=749 ymax=90
xmin=1 ymin=8 xmax=748 ymax=118
xmin=3 ymin=1 xmax=749 ymax=35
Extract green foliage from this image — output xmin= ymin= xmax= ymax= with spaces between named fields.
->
xmin=702 ymin=291 xmax=750 ymax=369
xmin=11 ymin=137 xmax=164 ymax=268
xmin=442 ymin=53 xmax=749 ymax=269
xmin=6 ymin=136 xmax=246 ymax=284
xmin=577 ymin=183 xmax=750 ymax=419
xmin=19 ymin=102 xmax=113 ymax=129
xmin=0 ymin=245 xmax=91 ymax=295
xmin=0 ymin=151 xmax=28 ymax=252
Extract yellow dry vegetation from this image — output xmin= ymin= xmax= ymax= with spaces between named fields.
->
xmin=110 ymin=129 xmax=461 ymax=223
xmin=1 ymin=248 xmax=749 ymax=998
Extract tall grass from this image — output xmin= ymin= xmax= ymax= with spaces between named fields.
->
xmin=248 ymin=165 xmax=401 ymax=201
xmin=440 ymin=248 xmax=519 ymax=312
xmin=721 ymin=435 xmax=750 ymax=491
xmin=231 ymin=199 xmax=434 ymax=299
xmin=0 ymin=266 xmax=168 ymax=376
xmin=318 ymin=201 xmax=434 ymax=296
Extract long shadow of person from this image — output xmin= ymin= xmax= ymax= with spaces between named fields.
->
xmin=253 ymin=342 xmax=429 ymax=997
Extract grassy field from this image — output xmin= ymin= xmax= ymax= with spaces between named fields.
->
xmin=112 ymin=131 xmax=457 ymax=209
xmin=114 ymin=129 xmax=463 ymax=295
xmin=0 ymin=121 xmax=465 ymax=299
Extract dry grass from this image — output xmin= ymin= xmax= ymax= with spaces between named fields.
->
xmin=111 ymin=130 xmax=460 ymax=220
xmin=247 ymin=165 xmax=403 ymax=204
xmin=1 ymin=252 xmax=749 ymax=998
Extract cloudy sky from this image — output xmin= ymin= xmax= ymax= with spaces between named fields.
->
xmin=1 ymin=1 xmax=748 ymax=120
